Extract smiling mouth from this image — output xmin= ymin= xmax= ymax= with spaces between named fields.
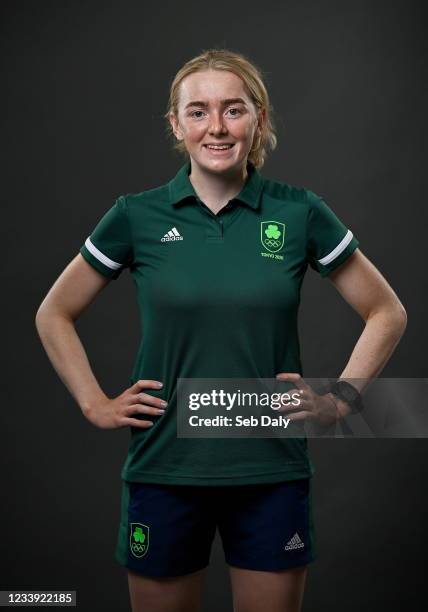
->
xmin=203 ymin=144 xmax=235 ymax=150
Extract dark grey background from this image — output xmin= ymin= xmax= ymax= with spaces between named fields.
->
xmin=1 ymin=0 xmax=427 ymax=610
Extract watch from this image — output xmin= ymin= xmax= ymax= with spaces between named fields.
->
xmin=325 ymin=380 xmax=363 ymax=414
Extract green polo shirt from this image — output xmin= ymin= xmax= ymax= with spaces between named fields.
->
xmin=79 ymin=159 xmax=359 ymax=486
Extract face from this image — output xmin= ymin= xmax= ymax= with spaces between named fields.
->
xmin=169 ymin=69 xmax=265 ymax=175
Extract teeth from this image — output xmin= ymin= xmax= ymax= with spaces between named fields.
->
xmin=206 ymin=144 xmax=233 ymax=149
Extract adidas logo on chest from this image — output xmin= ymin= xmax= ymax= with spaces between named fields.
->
xmin=161 ymin=227 xmax=183 ymax=242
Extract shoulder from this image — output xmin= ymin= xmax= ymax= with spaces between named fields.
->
xmin=262 ymin=173 xmax=323 ymax=209
xmin=117 ymin=181 xmax=170 ymax=216
xmin=123 ymin=185 xmax=170 ymax=206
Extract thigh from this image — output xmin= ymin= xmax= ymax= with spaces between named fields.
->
xmin=127 ymin=567 xmax=206 ymax=612
xmin=115 ymin=481 xmax=216 ymax=578
xmin=229 ymin=565 xmax=308 ymax=612
xmin=218 ymin=477 xmax=316 ymax=572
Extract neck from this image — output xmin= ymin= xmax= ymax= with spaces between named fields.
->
xmin=188 ymin=159 xmax=249 ymax=214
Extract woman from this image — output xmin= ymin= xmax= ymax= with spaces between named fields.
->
xmin=35 ymin=48 xmax=407 ymax=612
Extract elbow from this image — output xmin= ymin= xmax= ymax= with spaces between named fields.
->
xmin=392 ymin=306 xmax=407 ymax=347
xmin=384 ymin=303 xmax=408 ymax=338
xmin=390 ymin=296 xmax=407 ymax=333
xmin=35 ymin=300 xmax=49 ymax=329
xmin=35 ymin=292 xmax=48 ymax=322
xmin=367 ymin=301 xmax=407 ymax=338
xmin=35 ymin=305 xmax=47 ymax=334
xmin=35 ymin=302 xmax=74 ymax=330
xmin=35 ymin=302 xmax=57 ymax=332
xmin=395 ymin=304 xmax=407 ymax=335
xmin=35 ymin=306 xmax=42 ymax=329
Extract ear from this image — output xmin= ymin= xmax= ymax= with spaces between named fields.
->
xmin=257 ymin=107 xmax=267 ymax=133
xmin=169 ymin=112 xmax=183 ymax=141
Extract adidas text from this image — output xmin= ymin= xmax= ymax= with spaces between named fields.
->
xmin=161 ymin=227 xmax=183 ymax=242
xmin=284 ymin=532 xmax=305 ymax=551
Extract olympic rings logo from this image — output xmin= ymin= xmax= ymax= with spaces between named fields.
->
xmin=264 ymin=239 xmax=281 ymax=248
xmin=131 ymin=543 xmax=146 ymax=553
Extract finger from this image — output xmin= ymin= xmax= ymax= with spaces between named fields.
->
xmin=275 ymin=389 xmax=306 ymax=412
xmin=282 ymin=387 xmax=306 ymax=407
xmin=288 ymin=411 xmax=314 ymax=421
xmin=134 ymin=392 xmax=167 ymax=409
xmin=122 ymin=417 xmax=155 ymax=429
xmin=131 ymin=379 xmax=163 ymax=393
xmin=277 ymin=397 xmax=308 ymax=413
xmin=126 ymin=404 xmax=166 ymax=417
xmin=270 ymin=389 xmax=297 ymax=411
xmin=275 ymin=373 xmax=310 ymax=392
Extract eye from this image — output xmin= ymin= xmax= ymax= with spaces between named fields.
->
xmin=188 ymin=107 xmax=244 ymax=119
xmin=189 ymin=110 xmax=205 ymax=119
xmin=227 ymin=107 xmax=243 ymax=117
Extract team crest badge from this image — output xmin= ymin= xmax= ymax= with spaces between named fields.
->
xmin=261 ymin=221 xmax=285 ymax=253
xmin=129 ymin=522 xmax=149 ymax=558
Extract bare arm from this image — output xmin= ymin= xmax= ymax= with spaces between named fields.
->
xmin=35 ymin=254 xmax=166 ymax=427
xmin=278 ymin=249 xmax=407 ymax=424
xmin=325 ymin=248 xmax=407 ymax=413
xmin=35 ymin=254 xmax=113 ymax=414
xmin=329 ymin=249 xmax=407 ymax=379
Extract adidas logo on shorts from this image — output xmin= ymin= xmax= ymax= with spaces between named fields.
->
xmin=161 ymin=227 xmax=183 ymax=242
xmin=284 ymin=532 xmax=305 ymax=550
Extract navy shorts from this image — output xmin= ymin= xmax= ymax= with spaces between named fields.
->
xmin=115 ymin=478 xmax=316 ymax=577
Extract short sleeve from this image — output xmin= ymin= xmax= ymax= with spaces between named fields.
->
xmin=306 ymin=190 xmax=359 ymax=277
xmin=79 ymin=195 xmax=133 ymax=280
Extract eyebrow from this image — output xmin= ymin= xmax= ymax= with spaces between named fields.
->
xmin=184 ymin=97 xmax=247 ymax=110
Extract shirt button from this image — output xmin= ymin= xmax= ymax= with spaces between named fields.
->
xmin=218 ymin=219 xmax=223 ymax=224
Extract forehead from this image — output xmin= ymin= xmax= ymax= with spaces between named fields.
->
xmin=178 ymin=70 xmax=250 ymax=104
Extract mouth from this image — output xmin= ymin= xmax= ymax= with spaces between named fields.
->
xmin=203 ymin=143 xmax=235 ymax=153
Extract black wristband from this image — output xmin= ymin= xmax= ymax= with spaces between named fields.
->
xmin=325 ymin=380 xmax=363 ymax=414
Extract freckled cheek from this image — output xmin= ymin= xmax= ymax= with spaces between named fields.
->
xmin=234 ymin=122 xmax=253 ymax=140
xmin=186 ymin=125 xmax=206 ymax=142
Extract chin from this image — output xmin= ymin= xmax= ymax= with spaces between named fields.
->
xmin=203 ymin=160 xmax=239 ymax=173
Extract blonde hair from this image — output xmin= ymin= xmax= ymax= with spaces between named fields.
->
xmin=163 ymin=48 xmax=277 ymax=169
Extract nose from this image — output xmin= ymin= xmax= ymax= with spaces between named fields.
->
xmin=208 ymin=110 xmax=227 ymax=135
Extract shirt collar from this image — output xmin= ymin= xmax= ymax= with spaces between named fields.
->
xmin=168 ymin=158 xmax=264 ymax=210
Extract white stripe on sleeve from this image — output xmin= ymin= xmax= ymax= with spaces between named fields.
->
xmin=318 ymin=230 xmax=354 ymax=265
xmin=84 ymin=237 xmax=122 ymax=270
